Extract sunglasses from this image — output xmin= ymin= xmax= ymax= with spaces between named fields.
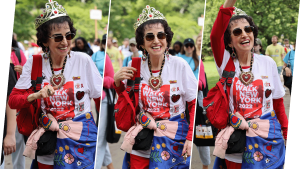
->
xmin=49 ymin=33 xmax=76 ymax=42
xmin=144 ymin=32 xmax=167 ymax=41
xmin=232 ymin=26 xmax=254 ymax=36
xmin=185 ymin=44 xmax=194 ymax=48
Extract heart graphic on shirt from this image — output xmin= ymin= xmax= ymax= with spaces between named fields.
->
xmin=265 ymin=89 xmax=272 ymax=98
xmin=266 ymin=145 xmax=272 ymax=151
xmin=171 ymin=94 xmax=180 ymax=103
xmin=76 ymin=91 xmax=84 ymax=100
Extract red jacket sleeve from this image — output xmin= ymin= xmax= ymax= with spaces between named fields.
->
xmin=273 ymin=98 xmax=288 ymax=139
xmin=113 ymin=81 xmax=125 ymax=95
xmin=186 ymin=99 xmax=196 ymax=141
xmin=8 ymin=88 xmax=36 ymax=110
xmin=210 ymin=5 xmax=234 ymax=67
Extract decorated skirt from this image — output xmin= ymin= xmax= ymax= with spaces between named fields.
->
xmin=54 ymin=112 xmax=97 ymax=169
xmin=213 ymin=111 xmax=285 ymax=169
xmin=122 ymin=112 xmax=190 ymax=169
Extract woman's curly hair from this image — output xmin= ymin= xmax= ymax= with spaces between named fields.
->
xmin=224 ymin=15 xmax=258 ymax=55
xmin=36 ymin=16 xmax=77 ymax=52
xmin=135 ymin=19 xmax=173 ymax=55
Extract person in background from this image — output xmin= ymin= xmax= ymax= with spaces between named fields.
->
xmin=196 ymin=59 xmax=211 ymax=169
xmin=283 ymin=41 xmax=296 ymax=95
xmin=177 ymin=38 xmax=199 ymax=79
xmin=91 ymin=38 xmax=101 ymax=53
xmin=173 ymin=41 xmax=183 ymax=55
xmin=106 ymin=36 xmax=124 ymax=72
xmin=253 ymin=38 xmax=263 ymax=55
xmin=283 ymin=38 xmax=293 ymax=51
xmin=118 ymin=38 xmax=131 ymax=58
xmin=112 ymin=39 xmax=118 ymax=48
xmin=265 ymin=35 xmax=285 ymax=75
xmin=13 ymin=33 xmax=25 ymax=52
xmin=122 ymin=37 xmax=142 ymax=67
xmin=196 ymin=35 xmax=202 ymax=57
xmin=72 ymin=37 xmax=94 ymax=56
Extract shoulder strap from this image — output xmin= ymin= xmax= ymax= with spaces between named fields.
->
xmin=220 ymin=57 xmax=235 ymax=87
xmin=132 ymin=57 xmax=141 ymax=108
xmin=31 ymin=55 xmax=43 ymax=92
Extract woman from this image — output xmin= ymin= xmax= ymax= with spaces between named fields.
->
xmin=72 ymin=37 xmax=94 ymax=56
xmin=114 ymin=5 xmax=197 ymax=169
xmin=91 ymin=37 xmax=115 ymax=169
xmin=177 ymin=38 xmax=200 ymax=79
xmin=173 ymin=41 xmax=183 ymax=55
xmin=196 ymin=35 xmax=202 ymax=57
xmin=8 ymin=1 xmax=102 ymax=168
xmin=210 ymin=0 xmax=288 ymax=168
xmin=122 ymin=37 xmax=142 ymax=67
xmin=283 ymin=41 xmax=296 ymax=95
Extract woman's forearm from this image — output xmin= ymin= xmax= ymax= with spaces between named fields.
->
xmin=6 ymin=102 xmax=16 ymax=136
xmin=223 ymin=0 xmax=237 ymax=8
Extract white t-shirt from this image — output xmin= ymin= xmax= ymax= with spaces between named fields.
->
xmin=125 ymin=55 xmax=197 ymax=158
xmin=216 ymin=50 xmax=285 ymax=163
xmin=15 ymin=51 xmax=102 ymax=164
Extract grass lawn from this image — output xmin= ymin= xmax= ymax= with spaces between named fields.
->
xmin=203 ymin=56 xmax=220 ymax=90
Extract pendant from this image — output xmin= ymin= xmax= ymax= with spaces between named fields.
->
xmin=239 ymin=71 xmax=254 ymax=86
xmin=50 ymin=73 xmax=65 ymax=89
xmin=148 ymin=76 xmax=163 ymax=90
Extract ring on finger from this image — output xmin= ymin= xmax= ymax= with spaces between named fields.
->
xmin=47 ymin=89 xmax=51 ymax=95
xmin=127 ymin=70 xmax=133 ymax=74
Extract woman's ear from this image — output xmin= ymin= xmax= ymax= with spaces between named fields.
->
xmin=228 ymin=42 xmax=233 ymax=48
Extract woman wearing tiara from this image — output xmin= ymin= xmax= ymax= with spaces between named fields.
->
xmin=114 ymin=5 xmax=197 ymax=169
xmin=8 ymin=1 xmax=102 ymax=169
xmin=210 ymin=0 xmax=288 ymax=168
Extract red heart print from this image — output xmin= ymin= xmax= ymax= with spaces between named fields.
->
xmin=78 ymin=147 xmax=84 ymax=154
xmin=173 ymin=145 xmax=178 ymax=151
xmin=232 ymin=116 xmax=238 ymax=123
xmin=76 ymin=91 xmax=84 ymax=100
xmin=141 ymin=115 xmax=148 ymax=123
xmin=266 ymin=145 xmax=272 ymax=151
xmin=241 ymin=74 xmax=251 ymax=82
xmin=171 ymin=94 xmax=180 ymax=103
xmin=265 ymin=89 xmax=272 ymax=98
xmin=151 ymin=79 xmax=159 ymax=87
xmin=53 ymin=77 xmax=62 ymax=86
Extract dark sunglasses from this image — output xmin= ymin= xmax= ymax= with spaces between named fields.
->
xmin=232 ymin=26 xmax=254 ymax=36
xmin=144 ymin=32 xmax=167 ymax=41
xmin=185 ymin=44 xmax=194 ymax=48
xmin=49 ymin=33 xmax=76 ymax=42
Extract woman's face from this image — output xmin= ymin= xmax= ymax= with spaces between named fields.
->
xmin=174 ymin=44 xmax=181 ymax=53
xmin=141 ymin=23 xmax=167 ymax=58
xmin=184 ymin=43 xmax=195 ymax=55
xmin=228 ymin=18 xmax=254 ymax=54
xmin=196 ymin=37 xmax=202 ymax=48
xmin=76 ymin=39 xmax=84 ymax=50
xmin=44 ymin=22 xmax=72 ymax=58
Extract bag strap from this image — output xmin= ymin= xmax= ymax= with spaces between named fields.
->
xmin=31 ymin=55 xmax=43 ymax=92
xmin=132 ymin=57 xmax=141 ymax=108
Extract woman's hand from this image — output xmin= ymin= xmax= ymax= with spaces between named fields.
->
xmin=182 ymin=140 xmax=192 ymax=157
xmin=27 ymin=84 xmax=58 ymax=102
xmin=3 ymin=134 xmax=16 ymax=156
xmin=285 ymin=67 xmax=292 ymax=77
xmin=114 ymin=67 xmax=137 ymax=87
xmin=223 ymin=0 xmax=237 ymax=8
xmin=14 ymin=65 xmax=23 ymax=75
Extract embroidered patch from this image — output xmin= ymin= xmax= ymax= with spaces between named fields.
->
xmin=243 ymin=152 xmax=254 ymax=164
xmin=85 ymin=112 xmax=91 ymax=119
xmin=61 ymin=123 xmax=71 ymax=132
xmin=169 ymin=80 xmax=177 ymax=84
xmin=158 ymin=123 xmax=167 ymax=131
xmin=171 ymin=94 xmax=180 ymax=103
xmin=139 ymin=112 xmax=151 ymax=127
xmin=266 ymin=145 xmax=272 ymax=151
xmin=79 ymin=102 xmax=84 ymax=112
xmin=264 ymin=82 xmax=270 ymax=87
xmin=73 ymin=76 xmax=80 ymax=80
xmin=77 ymin=147 xmax=85 ymax=154
xmin=271 ymin=111 xmax=275 ymax=117
xmin=266 ymin=100 xmax=271 ymax=109
xmin=250 ymin=122 xmax=259 ymax=130
xmin=229 ymin=113 xmax=242 ymax=129
xmin=261 ymin=76 xmax=268 ymax=79
xmin=161 ymin=151 xmax=170 ymax=161
xmin=150 ymin=151 xmax=162 ymax=163
xmin=64 ymin=153 xmax=75 ymax=164
xmin=77 ymin=161 xmax=82 ymax=166
xmin=75 ymin=83 xmax=80 ymax=89
xmin=41 ymin=113 xmax=52 ymax=130
xmin=174 ymin=105 xmax=179 ymax=113
xmin=81 ymin=84 xmax=84 ymax=88
xmin=171 ymin=87 xmax=177 ymax=92
xmin=172 ymin=158 xmax=176 ymax=163
xmin=54 ymin=154 xmax=65 ymax=166
xmin=253 ymin=151 xmax=263 ymax=162
xmin=265 ymin=89 xmax=272 ymax=98
xmin=76 ymin=91 xmax=84 ymax=100
xmin=265 ymin=158 xmax=270 ymax=163
xmin=180 ymin=113 xmax=185 ymax=119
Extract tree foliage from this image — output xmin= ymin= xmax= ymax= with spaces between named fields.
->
xmin=202 ymin=0 xmax=299 ymax=56
xmin=108 ymin=0 xmax=205 ymax=45
xmin=13 ymin=0 xmax=109 ymax=43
